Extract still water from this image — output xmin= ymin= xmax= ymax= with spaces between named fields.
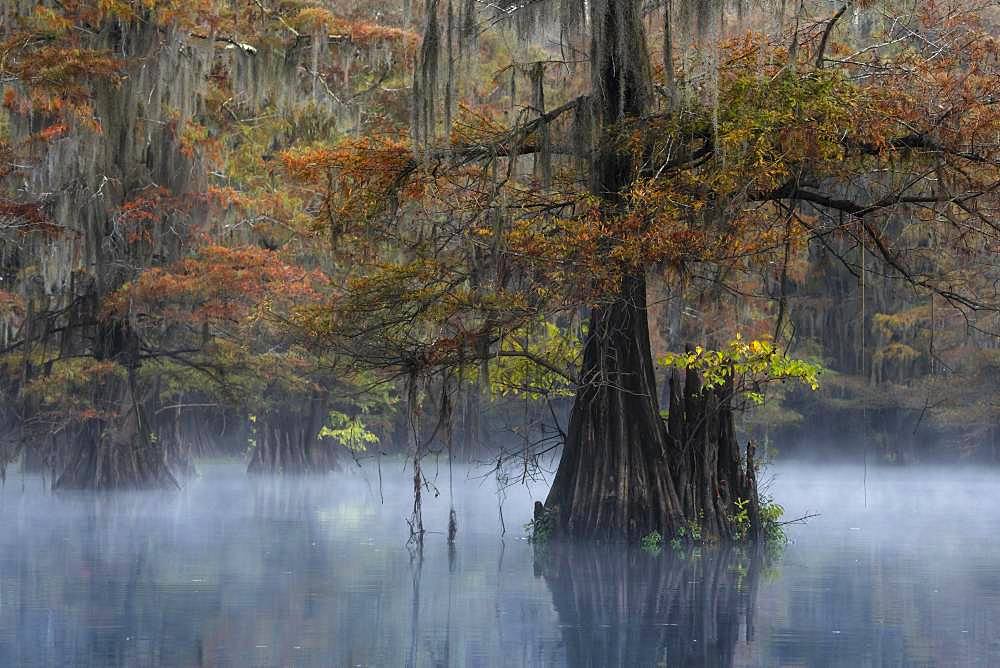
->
xmin=0 ymin=459 xmax=998 ymax=667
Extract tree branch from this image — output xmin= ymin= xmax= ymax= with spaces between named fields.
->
xmin=816 ymin=4 xmax=850 ymax=69
xmin=496 ymin=349 xmax=578 ymax=384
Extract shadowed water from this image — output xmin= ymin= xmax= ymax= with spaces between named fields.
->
xmin=0 ymin=459 xmax=998 ymax=667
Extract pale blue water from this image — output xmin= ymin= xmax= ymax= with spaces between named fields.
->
xmin=0 ymin=460 xmax=998 ymax=667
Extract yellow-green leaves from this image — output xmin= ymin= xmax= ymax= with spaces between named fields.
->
xmin=487 ymin=318 xmax=582 ymax=399
xmin=658 ymin=335 xmax=822 ymax=404
xmin=319 ymin=411 xmax=380 ymax=452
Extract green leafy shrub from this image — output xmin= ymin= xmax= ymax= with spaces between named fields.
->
xmin=525 ymin=506 xmax=556 ymax=544
xmin=640 ymin=530 xmax=664 ymax=554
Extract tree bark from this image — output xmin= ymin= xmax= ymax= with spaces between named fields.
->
xmin=54 ymin=323 xmax=177 ymax=490
xmin=246 ymin=396 xmax=335 ymax=474
xmin=544 ymin=274 xmax=683 ymax=539
xmin=54 ymin=384 xmax=177 ymax=490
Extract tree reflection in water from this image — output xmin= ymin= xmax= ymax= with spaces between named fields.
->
xmin=538 ymin=542 xmax=763 ymax=667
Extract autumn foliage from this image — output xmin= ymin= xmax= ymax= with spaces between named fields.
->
xmin=0 ymin=0 xmax=996 ymax=489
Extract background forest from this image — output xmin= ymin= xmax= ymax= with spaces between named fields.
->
xmin=0 ymin=0 xmax=997 ymax=502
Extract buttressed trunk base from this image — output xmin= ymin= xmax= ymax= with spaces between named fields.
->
xmin=246 ymin=398 xmax=335 ymax=474
xmin=55 ymin=382 xmax=177 ymax=490
xmin=542 ymin=275 xmax=760 ymax=542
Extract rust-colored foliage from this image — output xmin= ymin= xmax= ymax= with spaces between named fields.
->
xmin=0 ymin=0 xmax=996 ymax=481
xmin=106 ymin=244 xmax=326 ymax=325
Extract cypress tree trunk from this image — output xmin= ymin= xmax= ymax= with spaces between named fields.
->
xmin=5 ymin=15 xmax=214 ymax=489
xmin=246 ymin=396 xmax=335 ymax=474
xmin=55 ymin=323 xmax=177 ymax=490
xmin=544 ymin=274 xmax=684 ymax=539
xmin=541 ymin=0 xmax=760 ymax=541
xmin=160 ymin=405 xmax=198 ymax=479
xmin=20 ymin=439 xmax=49 ymax=474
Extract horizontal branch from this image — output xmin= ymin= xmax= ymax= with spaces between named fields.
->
xmin=188 ymin=33 xmax=258 ymax=55
xmin=760 ymin=182 xmax=988 ymax=218
xmin=495 ymin=350 xmax=578 ymax=384
xmin=846 ymin=132 xmax=998 ymax=164
xmin=763 ymin=181 xmax=1000 ymax=313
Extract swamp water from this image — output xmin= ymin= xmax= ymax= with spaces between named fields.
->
xmin=0 ymin=460 xmax=998 ymax=667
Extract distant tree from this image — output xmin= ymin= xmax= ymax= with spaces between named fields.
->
xmin=0 ymin=1 xmax=413 ymax=486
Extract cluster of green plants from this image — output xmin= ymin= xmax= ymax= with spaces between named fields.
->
xmin=525 ymin=506 xmax=556 ymax=544
xmin=631 ymin=496 xmax=787 ymax=557
xmin=731 ymin=496 xmax=787 ymax=549
xmin=663 ymin=513 xmax=705 ymax=552
xmin=640 ymin=530 xmax=664 ymax=554
xmin=245 ymin=410 xmax=381 ymax=454
xmin=658 ymin=335 xmax=823 ymax=406
xmin=318 ymin=411 xmax=380 ymax=452
xmin=477 ymin=317 xmax=582 ymax=400
xmin=529 ymin=496 xmax=789 ymax=553
xmin=759 ymin=498 xmax=787 ymax=548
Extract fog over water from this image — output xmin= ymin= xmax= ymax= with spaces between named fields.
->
xmin=1 ymin=457 xmax=999 ymax=667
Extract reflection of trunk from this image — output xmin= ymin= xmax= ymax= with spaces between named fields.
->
xmin=542 ymin=1 xmax=760 ymax=540
xmin=246 ymin=397 xmax=334 ymax=474
xmin=56 ymin=323 xmax=177 ymax=490
xmin=539 ymin=543 xmax=760 ymax=667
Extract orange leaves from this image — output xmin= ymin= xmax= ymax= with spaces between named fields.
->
xmin=36 ymin=124 xmax=69 ymax=143
xmin=281 ymin=136 xmax=413 ymax=184
xmin=106 ymin=245 xmax=326 ymax=326
xmin=827 ymin=2 xmax=998 ymax=166
xmin=280 ymin=135 xmax=420 ymax=230
xmin=337 ymin=21 xmax=418 ymax=52
xmin=293 ymin=7 xmax=341 ymax=34
xmin=0 ymin=31 xmax=125 ymax=123
xmin=0 ymin=1 xmax=260 ymax=125
xmin=611 ymin=178 xmax=714 ymax=271
xmin=118 ymin=188 xmax=173 ymax=223
xmin=0 ymin=290 xmax=24 ymax=319
xmin=292 ymin=7 xmax=418 ymax=52
xmin=177 ymin=119 xmax=219 ymax=161
xmin=7 ymin=45 xmax=125 ymax=91
xmin=449 ymin=103 xmax=515 ymax=147
xmin=0 ymin=199 xmax=62 ymax=238
xmin=26 ymin=5 xmax=74 ymax=37
xmin=280 ymin=145 xmax=342 ymax=181
xmin=1 ymin=89 xmax=17 ymax=112
xmin=205 ymin=186 xmax=249 ymax=211
xmin=49 ymin=0 xmax=223 ymax=31
xmin=114 ymin=187 xmax=187 ymax=245
xmin=21 ymin=358 xmax=125 ymax=424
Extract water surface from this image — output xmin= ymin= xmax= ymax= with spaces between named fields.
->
xmin=0 ymin=459 xmax=998 ymax=666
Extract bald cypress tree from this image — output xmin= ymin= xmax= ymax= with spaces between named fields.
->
xmin=400 ymin=0 xmax=764 ymax=540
